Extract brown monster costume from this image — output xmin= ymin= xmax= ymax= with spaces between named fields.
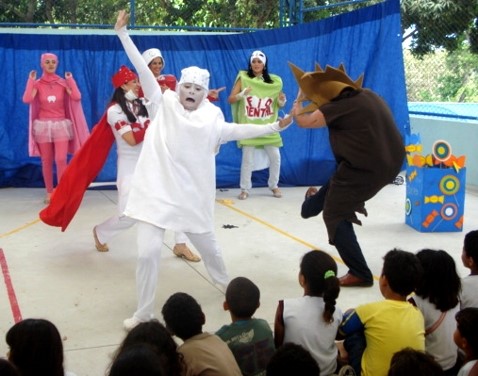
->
xmin=291 ymin=63 xmax=405 ymax=286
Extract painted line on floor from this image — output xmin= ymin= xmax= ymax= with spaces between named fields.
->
xmin=0 ymin=218 xmax=41 ymax=239
xmin=0 ymin=219 xmax=39 ymax=323
xmin=0 ymin=248 xmax=22 ymax=323
xmin=215 ymin=199 xmax=343 ymax=264
xmin=217 ymin=199 xmax=380 ymax=282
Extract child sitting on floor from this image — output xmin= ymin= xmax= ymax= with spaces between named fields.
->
xmin=162 ymin=292 xmax=242 ymax=376
xmin=109 ymin=319 xmax=184 ymax=375
xmin=6 ymin=318 xmax=77 ymax=376
xmin=387 ymin=348 xmax=444 ymax=376
xmin=454 ymin=308 xmax=478 ymax=376
xmin=338 ymin=248 xmax=425 ymax=376
xmin=274 ymin=249 xmax=342 ymax=375
xmin=460 ymin=230 xmax=478 ymax=309
xmin=216 ymin=276 xmax=275 ymax=376
xmin=266 ymin=343 xmax=320 ymax=376
xmin=409 ymin=249 xmax=462 ymax=374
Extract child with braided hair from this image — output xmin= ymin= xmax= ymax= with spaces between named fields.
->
xmin=274 ymin=250 xmax=342 ymax=375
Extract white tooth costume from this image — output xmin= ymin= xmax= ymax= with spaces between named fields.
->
xmin=116 ymin=26 xmax=289 ymax=322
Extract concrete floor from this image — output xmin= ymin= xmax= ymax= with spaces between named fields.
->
xmin=1 ymin=179 xmax=477 ymax=375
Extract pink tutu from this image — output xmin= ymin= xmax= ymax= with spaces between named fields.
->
xmin=33 ymin=119 xmax=73 ymax=143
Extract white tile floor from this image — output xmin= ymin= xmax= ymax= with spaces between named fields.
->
xmin=1 ymin=180 xmax=477 ymax=375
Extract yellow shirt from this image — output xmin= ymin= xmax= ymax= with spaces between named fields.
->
xmin=356 ymin=299 xmax=425 ymax=376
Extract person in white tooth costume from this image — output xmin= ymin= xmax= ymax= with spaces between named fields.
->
xmin=114 ymin=10 xmax=293 ymax=331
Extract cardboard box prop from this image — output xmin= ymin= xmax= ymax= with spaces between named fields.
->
xmin=405 ymin=136 xmax=466 ymax=232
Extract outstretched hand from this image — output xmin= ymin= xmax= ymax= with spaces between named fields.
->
xmin=278 ymin=114 xmax=293 ymax=129
xmin=208 ymin=86 xmax=226 ymax=99
xmin=115 ymin=10 xmax=129 ymax=30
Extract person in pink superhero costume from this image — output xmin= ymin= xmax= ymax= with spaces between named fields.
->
xmin=22 ymin=52 xmax=89 ymax=204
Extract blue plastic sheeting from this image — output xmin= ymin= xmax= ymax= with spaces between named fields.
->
xmin=0 ymin=0 xmax=408 ymax=189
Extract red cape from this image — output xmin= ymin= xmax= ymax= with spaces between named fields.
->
xmin=39 ymin=113 xmax=114 ymax=231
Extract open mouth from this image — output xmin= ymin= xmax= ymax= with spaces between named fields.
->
xmin=186 ymin=97 xmax=195 ymax=103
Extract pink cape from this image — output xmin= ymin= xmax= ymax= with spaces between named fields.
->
xmin=28 ymin=78 xmax=90 ymax=157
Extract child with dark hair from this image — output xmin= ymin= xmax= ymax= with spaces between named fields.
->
xmin=110 ymin=319 xmax=184 ymax=376
xmin=454 ymin=308 xmax=478 ymax=376
xmin=338 ymin=249 xmax=425 ymax=376
xmin=274 ymin=250 xmax=342 ymax=375
xmin=108 ymin=344 xmax=165 ymax=376
xmin=461 ymin=230 xmax=478 ymax=309
xmin=387 ymin=348 xmax=445 ymax=376
xmin=161 ymin=292 xmax=242 ymax=376
xmin=0 ymin=359 xmax=20 ymax=376
xmin=216 ymin=277 xmax=275 ymax=375
xmin=409 ymin=249 xmax=462 ymax=374
xmin=5 ymin=318 xmax=76 ymax=376
xmin=266 ymin=343 xmax=320 ymax=376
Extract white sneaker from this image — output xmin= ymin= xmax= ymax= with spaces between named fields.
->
xmin=336 ymin=365 xmax=356 ymax=376
xmin=123 ymin=316 xmax=142 ymax=331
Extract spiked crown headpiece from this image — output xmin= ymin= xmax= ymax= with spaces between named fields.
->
xmin=289 ymin=62 xmax=364 ymax=114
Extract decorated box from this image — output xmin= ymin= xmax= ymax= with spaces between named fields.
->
xmin=405 ymin=136 xmax=466 ymax=232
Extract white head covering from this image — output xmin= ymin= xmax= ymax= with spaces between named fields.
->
xmin=178 ymin=66 xmax=210 ymax=91
xmin=142 ymin=48 xmax=165 ymax=67
xmin=250 ymin=50 xmax=266 ymax=65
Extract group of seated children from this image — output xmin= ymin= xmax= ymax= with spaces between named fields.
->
xmin=2 ymin=230 xmax=478 ymax=376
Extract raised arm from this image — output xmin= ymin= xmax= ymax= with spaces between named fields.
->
xmin=64 ymin=72 xmax=82 ymax=101
xmin=114 ymin=10 xmax=161 ymax=105
xmin=22 ymin=71 xmax=38 ymax=103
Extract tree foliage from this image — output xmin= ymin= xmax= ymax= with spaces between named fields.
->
xmin=0 ymin=0 xmax=279 ymax=28
xmin=3 ymin=0 xmax=476 ymax=52
xmin=401 ymin=0 xmax=478 ymax=56
xmin=404 ymin=47 xmax=478 ymax=102
xmin=0 ymin=0 xmax=128 ymax=25
xmin=2 ymin=0 xmax=477 ymax=102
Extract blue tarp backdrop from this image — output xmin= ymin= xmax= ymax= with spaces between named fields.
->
xmin=0 ymin=0 xmax=409 ymax=189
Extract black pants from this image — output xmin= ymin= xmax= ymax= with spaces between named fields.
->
xmin=301 ymin=182 xmax=373 ymax=282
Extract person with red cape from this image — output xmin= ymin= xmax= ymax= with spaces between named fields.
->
xmin=41 ymin=66 xmax=148 ymax=255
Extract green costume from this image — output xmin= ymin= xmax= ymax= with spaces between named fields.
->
xmin=232 ymin=71 xmax=283 ymax=148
